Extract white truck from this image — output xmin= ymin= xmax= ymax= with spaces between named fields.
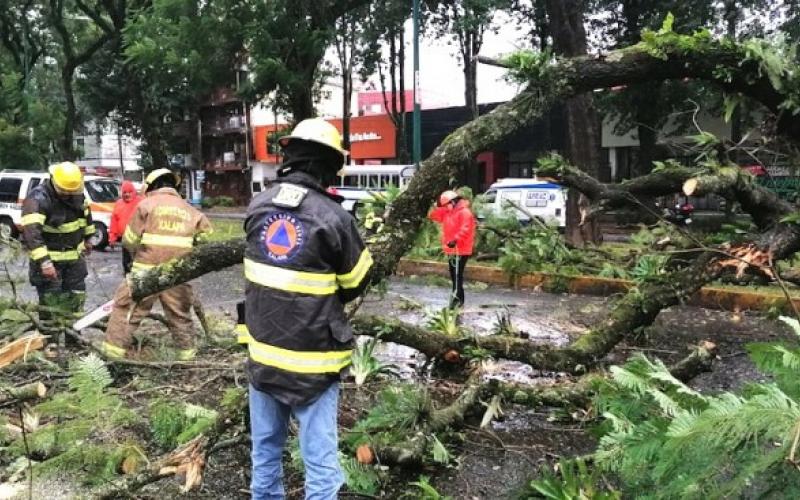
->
xmin=477 ymin=178 xmax=567 ymax=228
xmin=0 ymin=170 xmax=121 ymax=249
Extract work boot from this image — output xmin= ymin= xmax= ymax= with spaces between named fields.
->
xmin=94 ymin=340 xmax=127 ymax=360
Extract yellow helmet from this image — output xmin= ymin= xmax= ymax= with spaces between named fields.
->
xmin=279 ymin=118 xmax=348 ymax=161
xmin=144 ymin=168 xmax=180 ymax=191
xmin=48 ymin=162 xmax=84 ymax=194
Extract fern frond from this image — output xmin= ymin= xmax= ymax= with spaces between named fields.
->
xmin=69 ymin=353 xmax=113 ymax=394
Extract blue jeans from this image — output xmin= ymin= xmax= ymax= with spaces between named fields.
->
xmin=249 ymin=383 xmax=344 ymax=500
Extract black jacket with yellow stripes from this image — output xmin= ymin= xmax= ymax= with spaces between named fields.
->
xmin=21 ymin=180 xmax=94 ymax=265
xmin=243 ymin=171 xmax=372 ymax=406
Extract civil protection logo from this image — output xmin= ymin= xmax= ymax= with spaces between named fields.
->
xmin=260 ymin=212 xmax=304 ymax=262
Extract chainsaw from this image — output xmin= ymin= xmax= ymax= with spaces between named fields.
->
xmin=73 ymin=299 xmax=115 ymax=331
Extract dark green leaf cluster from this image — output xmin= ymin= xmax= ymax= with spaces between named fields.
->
xmin=148 ymin=400 xmax=217 ymax=450
xmin=345 ymin=385 xmax=431 ymax=450
xmin=500 ymin=49 xmax=555 ymax=84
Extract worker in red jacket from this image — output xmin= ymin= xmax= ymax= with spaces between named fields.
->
xmin=428 ymin=190 xmax=476 ymax=308
xmin=108 ymin=180 xmax=141 ymax=273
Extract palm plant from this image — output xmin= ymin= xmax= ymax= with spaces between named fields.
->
xmin=350 ymin=333 xmax=398 ymax=386
xmin=426 ymin=307 xmax=462 ymax=337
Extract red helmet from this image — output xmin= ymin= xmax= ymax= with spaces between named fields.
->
xmin=439 ymin=190 xmax=459 ymax=206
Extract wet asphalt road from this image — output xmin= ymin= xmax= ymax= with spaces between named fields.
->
xmin=6 ymin=247 xmax=248 ymax=316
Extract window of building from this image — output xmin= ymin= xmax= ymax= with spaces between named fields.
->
xmin=75 ymin=138 xmax=85 ymax=150
xmin=0 ymin=178 xmax=22 ymax=202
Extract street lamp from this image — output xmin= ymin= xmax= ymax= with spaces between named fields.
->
xmin=412 ymin=0 xmax=421 ymax=167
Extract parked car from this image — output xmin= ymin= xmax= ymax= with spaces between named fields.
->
xmin=0 ymin=169 xmax=120 ymax=249
xmin=476 ymin=178 xmax=567 ymax=227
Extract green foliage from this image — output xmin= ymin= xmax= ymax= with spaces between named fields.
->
xmin=408 ymin=220 xmax=444 ymax=260
xmin=8 ymin=355 xmax=142 ymax=483
xmin=351 ymin=333 xmax=398 ymax=386
xmin=345 ymin=385 xmax=431 ymax=450
xmin=638 ymin=13 xmax=713 ymax=60
xmin=426 ymin=307 xmax=462 ymax=337
xmin=524 ymin=458 xmax=621 ymax=500
xmin=630 ymin=254 xmax=669 ymax=284
xmin=340 ymin=452 xmax=382 ymax=495
xmin=498 ymin=224 xmax=574 ymax=278
xmin=405 ymin=475 xmax=453 ymax=500
xmin=148 ymin=400 xmax=217 ymax=450
xmin=590 ymin=336 xmax=800 ymax=498
xmin=501 ymin=49 xmax=555 ymax=84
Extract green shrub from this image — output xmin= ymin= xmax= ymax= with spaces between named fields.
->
xmin=215 ymin=195 xmax=235 ymax=207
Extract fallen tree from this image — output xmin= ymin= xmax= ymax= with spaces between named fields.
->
xmin=367 ymin=341 xmax=717 ymax=467
xmin=131 ymin=29 xmax=800 ymax=300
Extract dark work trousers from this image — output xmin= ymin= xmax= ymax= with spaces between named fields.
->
xmin=29 ymin=257 xmax=88 ymax=324
xmin=447 ymin=254 xmax=469 ymax=308
xmin=122 ymin=248 xmax=133 ymax=274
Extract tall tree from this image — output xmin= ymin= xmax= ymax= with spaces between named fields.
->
xmin=333 ymin=5 xmax=369 ymax=157
xmin=47 ymin=0 xmax=112 ymax=159
xmin=246 ymin=0 xmax=370 ymax=123
xmin=432 ymin=0 xmax=510 ymax=118
xmin=544 ymin=0 xmax=602 ymax=245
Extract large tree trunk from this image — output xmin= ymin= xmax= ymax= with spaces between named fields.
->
xmin=131 ymin=37 xmax=800 ymax=299
xmin=545 ymin=0 xmax=602 ymax=246
xmin=60 ymin=67 xmax=78 ymax=160
xmin=463 ymin=31 xmax=479 ymax=119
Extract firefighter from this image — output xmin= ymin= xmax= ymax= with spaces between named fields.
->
xmin=429 ymin=189 xmax=476 ymax=308
xmin=22 ymin=162 xmax=95 ymax=323
xmin=244 ymin=118 xmax=372 ymax=499
xmin=100 ymin=168 xmax=213 ymax=360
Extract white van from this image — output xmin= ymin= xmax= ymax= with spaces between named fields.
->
xmin=334 ymin=164 xmax=416 ymax=213
xmin=0 ymin=170 xmax=120 ymax=249
xmin=478 ymin=178 xmax=567 ymax=227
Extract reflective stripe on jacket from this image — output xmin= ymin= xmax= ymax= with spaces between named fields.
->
xmin=244 ymin=171 xmax=372 ymax=406
xmin=21 ymin=181 xmax=94 ymax=264
xmin=428 ymin=199 xmax=477 ymax=256
xmin=122 ymin=188 xmax=212 ymax=273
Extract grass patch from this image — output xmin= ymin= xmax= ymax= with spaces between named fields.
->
xmin=208 ymin=219 xmax=245 ymax=242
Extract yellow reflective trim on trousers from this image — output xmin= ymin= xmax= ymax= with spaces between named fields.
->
xmin=84 ymin=224 xmax=96 ymax=235
xmin=49 ymin=242 xmax=85 ymax=262
xmin=235 ymin=324 xmax=251 ymax=345
xmin=248 ymin=340 xmax=351 ymax=374
xmin=336 ymin=249 xmax=373 ymax=289
xmin=30 ymin=246 xmax=49 ymax=260
xmin=123 ymin=226 xmax=141 ymax=246
xmin=43 ymin=218 xmax=86 ymax=234
xmin=140 ymin=233 xmax=194 ymax=248
xmin=244 ymin=258 xmax=337 ymax=295
xmin=21 ymin=213 xmax=46 ymax=225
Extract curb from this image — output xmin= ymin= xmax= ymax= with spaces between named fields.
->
xmin=396 ymin=259 xmax=796 ymax=313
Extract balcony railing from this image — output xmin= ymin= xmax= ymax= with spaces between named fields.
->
xmin=202 ymin=116 xmax=247 ymax=136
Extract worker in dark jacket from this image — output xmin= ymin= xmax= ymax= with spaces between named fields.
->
xmin=244 ymin=118 xmax=372 ymax=499
xmin=21 ymin=162 xmax=94 ymax=323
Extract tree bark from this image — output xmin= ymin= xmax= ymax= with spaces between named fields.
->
xmin=132 ymin=38 xmax=800 ymax=298
xmin=0 ymin=381 xmax=47 ymax=406
xmin=545 ymin=0 xmax=602 ymax=246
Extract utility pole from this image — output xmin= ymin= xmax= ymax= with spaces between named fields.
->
xmin=412 ymin=0 xmax=421 ymax=167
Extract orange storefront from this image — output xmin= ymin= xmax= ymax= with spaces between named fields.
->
xmin=252 ymin=115 xmax=397 ymax=164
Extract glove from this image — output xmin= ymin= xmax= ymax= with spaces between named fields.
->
xmin=41 ymin=261 xmax=58 ymax=281
xmin=83 ymin=242 xmax=93 ymax=256
xmin=447 ymin=240 xmax=457 ymax=249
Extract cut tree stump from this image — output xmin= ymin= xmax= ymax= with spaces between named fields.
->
xmin=0 ymin=333 xmax=47 ymax=368
xmin=0 ymin=381 xmax=47 ymax=405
